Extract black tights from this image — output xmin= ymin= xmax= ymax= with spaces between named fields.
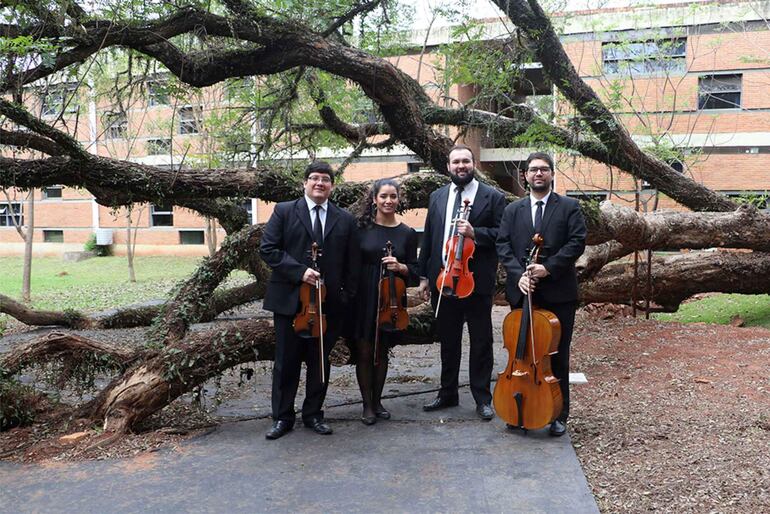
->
xmin=355 ymin=338 xmax=389 ymax=417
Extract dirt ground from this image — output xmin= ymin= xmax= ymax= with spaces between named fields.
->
xmin=2 ymin=308 xmax=769 ymax=512
xmin=569 ymin=310 xmax=770 ymax=512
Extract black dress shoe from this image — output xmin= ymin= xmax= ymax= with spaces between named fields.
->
xmin=305 ymin=418 xmax=333 ymax=435
xmin=549 ymin=420 xmax=567 ymax=437
xmin=422 ymin=396 xmax=459 ymax=411
xmin=476 ymin=403 xmax=494 ymax=421
xmin=361 ymin=408 xmax=376 ymax=425
xmin=374 ymin=407 xmax=391 ymax=420
xmin=265 ymin=420 xmax=293 ymax=440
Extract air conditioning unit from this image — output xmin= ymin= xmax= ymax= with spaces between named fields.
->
xmin=95 ymin=228 xmax=113 ymax=245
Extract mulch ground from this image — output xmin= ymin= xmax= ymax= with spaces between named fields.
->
xmin=569 ymin=311 xmax=770 ymax=512
xmin=2 ymin=309 xmax=769 ymax=512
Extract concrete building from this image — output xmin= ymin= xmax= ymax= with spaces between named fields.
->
xmin=2 ymin=0 xmax=768 ymax=256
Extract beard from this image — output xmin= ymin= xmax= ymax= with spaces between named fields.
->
xmin=450 ymin=169 xmax=474 ymax=186
xmin=529 ymin=181 xmax=550 ymax=193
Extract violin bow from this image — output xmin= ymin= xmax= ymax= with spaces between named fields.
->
xmin=374 ymin=256 xmax=384 ymax=366
xmin=317 ymin=276 xmax=325 ymax=384
xmin=311 ymin=243 xmax=326 ymax=384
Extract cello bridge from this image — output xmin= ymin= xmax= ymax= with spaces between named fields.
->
xmin=511 ymin=370 xmax=529 ymax=377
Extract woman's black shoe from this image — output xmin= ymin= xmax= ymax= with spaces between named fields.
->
xmin=374 ymin=407 xmax=391 ymax=420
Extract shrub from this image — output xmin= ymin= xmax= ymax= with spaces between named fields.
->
xmin=84 ymin=234 xmax=112 ymax=257
xmin=0 ymin=377 xmax=39 ymax=431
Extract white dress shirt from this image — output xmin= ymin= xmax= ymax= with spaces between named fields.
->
xmin=442 ymin=178 xmax=479 ymax=262
xmin=529 ymin=191 xmax=551 ymax=226
xmin=305 ymin=195 xmax=328 ymax=234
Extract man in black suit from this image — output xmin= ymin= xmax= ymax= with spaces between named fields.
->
xmin=417 ymin=144 xmax=506 ymax=420
xmin=496 ymin=152 xmax=586 ymax=436
xmin=259 ymin=161 xmax=359 ymax=440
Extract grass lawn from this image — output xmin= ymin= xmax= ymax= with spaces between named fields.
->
xmin=653 ymin=293 xmax=770 ymax=329
xmin=0 ymin=256 xmax=251 ymax=313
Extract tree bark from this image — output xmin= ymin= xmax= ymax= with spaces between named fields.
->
xmin=1 ymin=331 xmax=136 ymax=378
xmin=22 ymin=189 xmax=34 ymax=303
xmin=580 ymin=250 xmax=770 ymax=311
xmin=0 ymin=281 xmax=263 ymax=330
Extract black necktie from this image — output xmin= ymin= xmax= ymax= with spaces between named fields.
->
xmin=313 ymin=205 xmax=323 ymax=244
xmin=534 ymin=200 xmax=544 ymax=234
xmin=451 ymin=185 xmax=464 ymax=223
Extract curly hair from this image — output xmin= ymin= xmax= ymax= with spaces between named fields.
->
xmin=357 ymin=178 xmax=401 ymax=229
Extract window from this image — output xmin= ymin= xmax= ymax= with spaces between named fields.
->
xmin=0 ymin=202 xmax=23 ymax=226
xmin=241 ymin=199 xmax=254 ymax=224
xmin=43 ymin=230 xmax=64 ymax=243
xmin=40 ymin=83 xmax=78 ymax=117
xmin=602 ymin=39 xmax=686 ymax=75
xmin=566 ymin=191 xmax=608 ymax=203
xmin=179 ymin=230 xmax=205 ymax=245
xmin=698 ymin=74 xmax=742 ymax=110
xmin=104 ymin=112 xmax=128 ymax=139
xmin=407 ymin=162 xmax=432 ymax=173
xmin=147 ymin=138 xmax=172 ymax=155
xmin=178 ymin=106 xmax=200 ymax=135
xmin=43 ymin=186 xmax=63 ymax=199
xmin=147 ymin=80 xmax=169 ymax=106
xmin=151 ymin=204 xmax=174 ymax=227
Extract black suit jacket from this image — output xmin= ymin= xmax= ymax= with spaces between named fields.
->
xmin=418 ymin=181 xmax=506 ymax=296
xmin=260 ymin=198 xmax=359 ymax=316
xmin=496 ymin=192 xmax=586 ymax=306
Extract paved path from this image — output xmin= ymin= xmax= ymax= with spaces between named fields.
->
xmin=1 ymin=305 xmax=598 ymax=513
xmin=0 ymin=389 xmax=597 ymax=513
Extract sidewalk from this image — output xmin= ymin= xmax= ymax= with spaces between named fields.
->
xmin=0 ymin=305 xmax=598 ymax=513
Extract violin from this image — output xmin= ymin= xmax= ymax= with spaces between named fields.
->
xmin=493 ymin=234 xmax=563 ymax=431
xmin=374 ymin=241 xmax=409 ymax=364
xmin=293 ymin=242 xmax=327 ymax=381
xmin=435 ymin=199 xmax=475 ymax=317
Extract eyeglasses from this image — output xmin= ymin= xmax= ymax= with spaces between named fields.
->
xmin=526 ymin=166 xmax=552 ymax=174
xmin=307 ymin=175 xmax=332 ymax=184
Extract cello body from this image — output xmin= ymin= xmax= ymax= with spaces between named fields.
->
xmin=493 ymin=234 xmax=563 ymax=431
xmin=494 ymin=306 xmax=562 ymax=430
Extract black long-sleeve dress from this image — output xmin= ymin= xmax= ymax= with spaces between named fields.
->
xmin=354 ymin=223 xmax=420 ymax=344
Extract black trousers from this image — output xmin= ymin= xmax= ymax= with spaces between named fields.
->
xmin=271 ymin=313 xmax=339 ymax=424
xmin=431 ymin=291 xmax=494 ymax=406
xmin=512 ymin=299 xmax=577 ymax=422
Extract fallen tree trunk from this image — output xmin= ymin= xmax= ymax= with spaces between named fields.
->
xmin=86 ymin=302 xmax=438 ymax=432
xmin=586 ymin=203 xmax=770 ymax=250
xmin=580 ymin=250 xmax=770 ymax=311
xmin=0 ymin=294 xmax=89 ymax=328
xmin=0 ymin=331 xmax=137 ymax=378
xmin=0 ymin=281 xmax=263 ymax=331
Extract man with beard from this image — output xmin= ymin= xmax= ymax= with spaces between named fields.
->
xmin=417 ymin=144 xmax=507 ymax=420
xmin=496 ymin=152 xmax=586 ymax=436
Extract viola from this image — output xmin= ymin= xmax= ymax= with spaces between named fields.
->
xmin=293 ymin=242 xmax=327 ymax=382
xmin=374 ymin=241 xmax=409 ymax=364
xmin=434 ymin=199 xmax=475 ymax=317
xmin=493 ymin=234 xmax=563 ymax=431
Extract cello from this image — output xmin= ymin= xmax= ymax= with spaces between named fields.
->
xmin=293 ymin=242 xmax=327 ymax=382
xmin=435 ymin=199 xmax=475 ymax=317
xmin=374 ymin=241 xmax=409 ymax=365
xmin=493 ymin=234 xmax=563 ymax=431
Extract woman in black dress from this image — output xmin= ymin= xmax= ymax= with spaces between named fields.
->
xmin=355 ymin=179 xmax=419 ymax=425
